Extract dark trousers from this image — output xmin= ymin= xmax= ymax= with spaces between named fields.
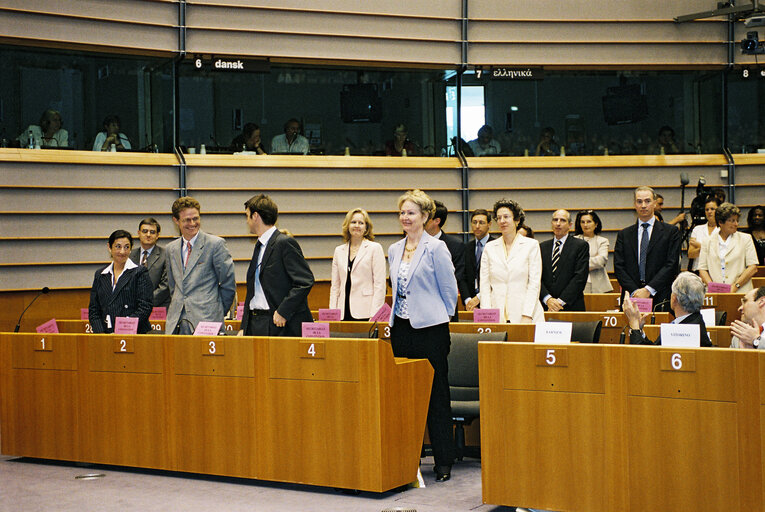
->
xmin=245 ymin=310 xmax=284 ymax=336
xmin=391 ymin=316 xmax=454 ymax=467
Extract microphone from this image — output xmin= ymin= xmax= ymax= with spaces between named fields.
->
xmin=651 ymin=299 xmax=671 ymax=324
xmin=14 ymin=287 xmax=51 ymax=332
xmin=680 ymin=172 xmax=689 ymax=186
xmin=618 ymin=324 xmax=630 ymax=345
xmin=696 ymin=176 xmax=706 ymax=197
xmin=368 ymin=321 xmax=379 ymax=339
xmin=174 ymin=317 xmax=197 ymax=335
xmin=209 ymin=134 xmax=221 ymax=149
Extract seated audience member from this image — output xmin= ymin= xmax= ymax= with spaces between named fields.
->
xmin=129 ymin=218 xmax=170 ymax=308
xmin=451 ymin=136 xmax=474 ymax=157
xmin=88 ymin=229 xmax=153 ymax=334
xmin=731 ymin=287 xmax=765 ymax=349
xmin=744 ymin=205 xmax=765 ymax=265
xmin=623 ymin=271 xmax=712 ymax=346
xmin=385 ymin=124 xmax=419 ymax=156
xmin=698 ymin=202 xmax=758 ymax=292
xmin=468 ymin=125 xmax=501 ymax=156
xmin=230 ymin=122 xmax=266 ymax=154
xmin=574 ymin=209 xmax=613 ymax=293
xmin=539 ymin=209 xmax=589 ymax=312
xmin=480 ymin=199 xmax=544 ymax=323
xmin=687 ymin=196 xmax=720 ymax=270
xmin=18 ymin=109 xmax=68 ymax=148
xmin=655 ymin=125 xmax=681 ymax=154
xmin=463 ymin=208 xmax=497 ymax=311
xmin=271 ymin=118 xmax=309 ymax=154
xmin=654 ymin=193 xmax=685 ymax=225
xmin=517 ymin=224 xmax=534 ymax=238
xmin=534 ymin=127 xmax=560 ymax=156
xmin=329 ymin=208 xmax=386 ymax=321
xmin=92 ymin=114 xmax=131 ymax=151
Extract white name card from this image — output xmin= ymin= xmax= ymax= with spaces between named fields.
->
xmin=660 ymin=323 xmax=700 ymax=348
xmin=699 ymin=308 xmax=716 ymax=327
xmin=534 ymin=322 xmax=572 ymax=344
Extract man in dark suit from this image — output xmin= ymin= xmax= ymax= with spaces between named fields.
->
xmin=539 ymin=209 xmax=590 ymax=311
xmin=463 ymin=208 xmax=497 ymax=311
xmin=624 ymin=271 xmax=712 ymax=346
xmin=614 ymin=186 xmax=682 ymax=311
xmin=426 ymin=200 xmax=466 ymax=321
xmin=129 ymin=217 xmax=170 ymax=308
xmin=240 ymin=194 xmax=314 ymax=337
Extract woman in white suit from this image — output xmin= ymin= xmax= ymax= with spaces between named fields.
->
xmin=329 ymin=208 xmax=386 ymax=320
xmin=388 ymin=189 xmax=458 ymax=482
xmin=573 ymin=209 xmax=613 ymax=293
xmin=699 ymin=202 xmax=758 ymax=292
xmin=480 ymin=199 xmax=544 ymax=323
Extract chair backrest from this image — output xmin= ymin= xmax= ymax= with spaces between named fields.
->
xmin=448 ymin=331 xmax=508 ymax=390
xmin=570 ymin=320 xmax=602 ymax=343
xmin=715 ymin=310 xmax=727 ymax=326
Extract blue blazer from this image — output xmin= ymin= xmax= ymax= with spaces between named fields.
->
xmin=388 ymin=231 xmax=458 ymax=328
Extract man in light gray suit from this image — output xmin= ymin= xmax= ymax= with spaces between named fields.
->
xmin=165 ymin=197 xmax=236 ymax=335
xmin=129 ymin=217 xmax=171 ymax=308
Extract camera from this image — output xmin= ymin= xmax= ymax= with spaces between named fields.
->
xmin=741 ymin=31 xmax=765 ymax=54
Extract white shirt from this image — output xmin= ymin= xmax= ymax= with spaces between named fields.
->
xmin=101 ymin=258 xmax=138 ymax=290
xmin=249 ymin=226 xmax=278 ymax=310
xmin=637 ymin=217 xmax=655 ymax=256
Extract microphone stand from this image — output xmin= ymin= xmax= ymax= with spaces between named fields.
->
xmin=14 ymin=287 xmax=50 ymax=332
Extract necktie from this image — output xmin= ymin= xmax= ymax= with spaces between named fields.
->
xmin=184 ymin=241 xmax=192 ymax=268
xmin=639 ymin=223 xmax=650 ymax=282
xmin=141 ymin=250 xmax=148 ymax=267
xmin=475 ymin=240 xmax=484 ymax=292
xmin=551 ymin=239 xmax=561 ymax=278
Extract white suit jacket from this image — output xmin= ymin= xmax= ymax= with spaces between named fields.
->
xmin=329 ymin=239 xmax=387 ymax=319
xmin=479 ymin=235 xmax=544 ymax=323
xmin=698 ymin=231 xmax=758 ymax=292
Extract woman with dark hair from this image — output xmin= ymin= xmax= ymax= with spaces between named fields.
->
xmin=18 ymin=109 xmax=68 ymax=148
xmin=688 ymin=196 xmax=720 ymax=270
xmin=92 ymin=115 xmax=131 ymax=151
xmin=480 ymin=199 xmax=544 ymax=323
xmin=329 ymin=208 xmax=386 ymax=320
xmin=385 ymin=124 xmax=418 ymax=156
xmin=88 ymin=229 xmax=153 ymax=333
xmin=230 ymin=122 xmax=266 ymax=154
xmin=745 ymin=205 xmax=765 ymax=265
xmin=574 ymin=209 xmax=613 ymax=293
xmin=698 ymin=203 xmax=759 ymax=292
xmin=388 ymin=189 xmax=457 ymax=482
xmin=517 ymin=224 xmax=534 ymax=239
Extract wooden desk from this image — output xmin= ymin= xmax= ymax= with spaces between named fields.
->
xmin=479 ymin=343 xmax=764 ymax=511
xmin=643 ymin=325 xmax=732 ymax=348
xmin=546 ymin=311 xmax=671 ymax=343
xmin=0 ymin=333 xmax=433 ymax=492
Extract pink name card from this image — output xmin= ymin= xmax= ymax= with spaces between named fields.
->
xmin=36 ymin=318 xmax=59 ymax=333
xmin=193 ymin=321 xmax=222 ymax=336
xmin=370 ymin=303 xmax=392 ymax=322
xmin=149 ymin=307 xmax=167 ymax=320
xmin=318 ymin=308 xmax=342 ymax=321
xmin=302 ymin=322 xmax=330 ymax=338
xmin=236 ymin=305 xmax=244 ymax=321
xmin=80 ymin=308 xmax=89 ymax=320
xmin=707 ymin=282 xmax=732 ymax=293
xmin=473 ymin=308 xmax=501 ymax=323
xmin=631 ymin=297 xmax=653 ymax=313
xmin=114 ymin=316 xmax=139 ymax=334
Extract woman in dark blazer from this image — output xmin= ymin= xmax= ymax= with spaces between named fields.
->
xmin=388 ymin=189 xmax=458 ymax=482
xmin=89 ymin=229 xmax=154 ymax=334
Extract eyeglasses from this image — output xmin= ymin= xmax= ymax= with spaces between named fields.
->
xmin=140 ymin=228 xmax=157 ymax=234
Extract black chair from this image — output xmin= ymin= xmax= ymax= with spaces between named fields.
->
xmin=548 ymin=319 xmax=603 ymax=343
xmin=448 ymin=330 xmax=508 ymax=460
xmin=715 ymin=310 xmax=727 ymax=326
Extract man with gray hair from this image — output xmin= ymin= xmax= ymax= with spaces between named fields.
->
xmin=623 ymin=271 xmax=712 ymax=346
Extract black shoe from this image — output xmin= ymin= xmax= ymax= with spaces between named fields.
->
xmin=434 ymin=465 xmax=451 ymax=482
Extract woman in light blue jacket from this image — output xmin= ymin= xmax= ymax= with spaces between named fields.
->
xmin=388 ymin=189 xmax=458 ymax=483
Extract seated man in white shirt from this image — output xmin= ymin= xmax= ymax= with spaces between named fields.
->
xmin=731 ymin=286 xmax=765 ymax=349
xmin=270 ymin=118 xmax=310 ymax=154
xmin=468 ymin=125 xmax=502 ymax=156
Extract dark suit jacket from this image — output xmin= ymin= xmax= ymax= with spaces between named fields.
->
xmin=614 ymin=220 xmax=682 ymax=309
xmin=539 ymin=236 xmax=590 ymax=311
xmin=241 ymin=230 xmax=315 ymax=337
xmin=629 ymin=310 xmax=712 ymax=347
xmin=464 ymin=234 xmax=498 ymax=300
xmin=88 ymin=265 xmax=153 ymax=334
xmin=129 ymin=245 xmax=170 ymax=308
xmin=439 ymin=232 xmax=466 ymax=321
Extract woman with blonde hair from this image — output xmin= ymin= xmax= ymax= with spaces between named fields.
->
xmin=329 ymin=208 xmax=386 ymax=320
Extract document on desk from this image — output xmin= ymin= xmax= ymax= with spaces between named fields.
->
xmin=660 ymin=323 xmax=700 ymax=348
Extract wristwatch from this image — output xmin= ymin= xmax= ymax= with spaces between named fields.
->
xmin=735 ymin=283 xmax=741 ymax=289
xmin=754 ymin=335 xmax=762 ymax=348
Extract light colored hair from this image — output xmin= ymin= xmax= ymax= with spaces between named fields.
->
xmin=715 ymin=202 xmax=740 ymax=226
xmin=397 ymin=189 xmax=435 ymax=224
xmin=341 ymin=208 xmax=374 ymax=242
xmin=634 ymin=186 xmax=656 ymax=200
xmin=671 ymin=271 xmax=706 ymax=313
